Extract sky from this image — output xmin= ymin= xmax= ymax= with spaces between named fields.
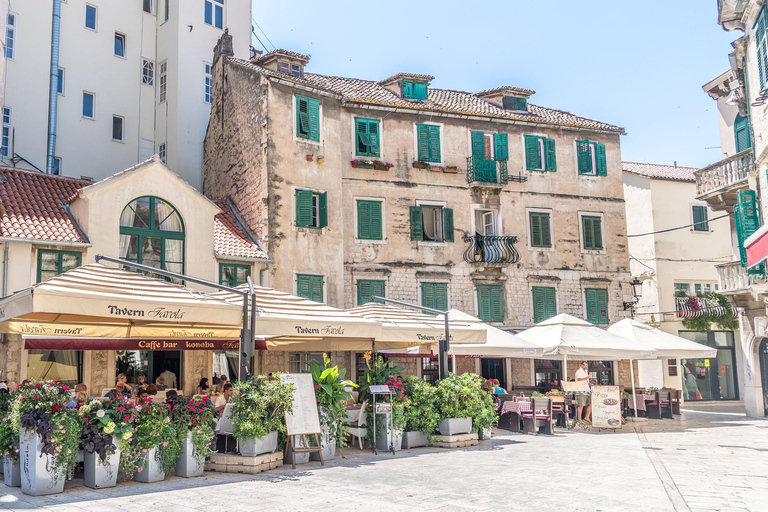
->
xmin=250 ymin=0 xmax=738 ymax=169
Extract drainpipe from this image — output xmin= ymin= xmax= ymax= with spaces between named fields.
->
xmin=1 ymin=241 xmax=8 ymax=344
xmin=45 ymin=0 xmax=62 ymax=174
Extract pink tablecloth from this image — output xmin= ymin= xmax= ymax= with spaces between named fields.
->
xmin=627 ymin=394 xmax=656 ymax=411
xmin=500 ymin=400 xmax=532 ymax=415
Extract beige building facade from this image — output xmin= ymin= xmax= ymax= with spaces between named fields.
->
xmin=204 ymin=35 xmax=636 ymax=389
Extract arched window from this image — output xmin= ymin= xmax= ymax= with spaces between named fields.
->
xmin=119 ymin=196 xmax=184 ymax=273
xmin=734 ymin=114 xmax=752 ymax=153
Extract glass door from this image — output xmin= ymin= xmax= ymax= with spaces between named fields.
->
xmin=678 ymin=331 xmax=738 ymax=401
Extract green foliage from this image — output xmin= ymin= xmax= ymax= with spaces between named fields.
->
xmin=680 ymin=293 xmax=738 ymax=332
xmin=364 ymin=377 xmax=408 ymax=447
xmin=402 ymin=376 xmax=440 ymax=434
xmin=131 ymin=397 xmax=180 ymax=475
xmin=358 ymin=352 xmax=405 ymax=402
xmin=78 ymin=396 xmax=134 ymax=465
xmin=230 ymin=375 xmax=295 ymax=442
xmin=172 ymin=395 xmax=217 ymax=464
xmin=435 ymin=373 xmax=496 ymax=432
xmin=0 ymin=391 xmax=20 ymax=463
xmin=310 ymin=355 xmax=357 ymax=447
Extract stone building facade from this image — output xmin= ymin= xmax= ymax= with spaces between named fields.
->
xmin=203 ymin=35 xmax=635 ymax=388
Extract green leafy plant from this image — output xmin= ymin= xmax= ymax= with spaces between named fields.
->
xmin=230 ymin=375 xmax=295 ymax=441
xmin=531 ymin=392 xmax=546 ymax=397
xmin=435 ymin=373 xmax=496 ymax=433
xmin=365 ymin=377 xmax=408 ymax=447
xmin=680 ymin=293 xmax=738 ymax=332
xmin=402 ymin=376 xmax=439 ymax=434
xmin=359 ymin=352 xmax=404 ymax=403
xmin=545 ymin=391 xmax=565 ymax=397
xmin=130 ymin=397 xmax=180 ymax=475
xmin=310 ymin=355 xmax=357 ymax=447
xmin=78 ymin=396 xmax=134 ymax=466
xmin=0 ymin=391 xmax=20 ymax=463
xmin=172 ymin=395 xmax=217 ymax=464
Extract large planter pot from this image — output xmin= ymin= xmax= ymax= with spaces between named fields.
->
xmin=478 ymin=427 xmax=492 ymax=440
xmin=284 ymin=435 xmax=310 ymax=465
xmin=84 ymin=447 xmax=120 ymax=489
xmin=375 ymin=425 xmax=403 ymax=452
xmin=19 ymin=430 xmax=66 ymax=496
xmin=310 ymin=424 xmax=336 ymax=461
xmin=134 ymin=447 xmax=165 ymax=483
xmin=401 ymin=431 xmax=429 ymax=449
xmin=176 ymin=431 xmax=205 ymax=478
xmin=4 ymin=457 xmax=21 ymax=487
xmin=238 ymin=431 xmax=278 ymax=457
xmin=438 ymin=418 xmax=473 ymax=436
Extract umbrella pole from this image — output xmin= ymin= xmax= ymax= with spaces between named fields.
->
xmin=452 ymin=352 xmax=456 ymax=374
xmin=629 ymin=358 xmax=638 ymax=420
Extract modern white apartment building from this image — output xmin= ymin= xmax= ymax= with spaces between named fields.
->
xmin=2 ymin=0 xmax=251 ymax=188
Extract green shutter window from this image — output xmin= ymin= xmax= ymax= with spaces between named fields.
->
xmin=319 ymin=192 xmax=328 ymax=228
xmin=525 ymin=135 xmax=542 ymax=170
xmin=357 ymin=200 xmax=383 ymax=240
xmin=307 ymin=97 xmax=320 ymax=141
xmin=410 ymin=206 xmax=423 ymax=241
xmin=577 ymin=140 xmax=592 ymax=175
xmin=427 ymin=125 xmax=440 ymax=162
xmin=402 ymin=81 xmax=414 ymax=98
xmin=295 ymin=189 xmax=314 ymax=227
xmin=417 ymin=124 xmax=440 ymax=162
xmin=356 ymin=118 xmax=380 ymax=157
xmin=532 ymin=286 xmax=557 ymax=323
xmin=37 ymin=250 xmax=82 ymax=283
xmin=494 ymin=133 xmax=508 ymax=161
xmin=471 ymin=131 xmax=485 ymax=157
xmin=219 ymin=263 xmax=251 ymax=287
xmin=756 ymin=7 xmax=768 ymax=91
xmin=413 ymin=82 xmax=428 ymax=100
xmin=692 ymin=205 xmax=709 ymax=232
xmin=582 ymin=215 xmax=603 ymax=251
xmin=545 ymin=138 xmax=557 ymax=172
xmin=417 ymin=125 xmax=429 ymax=161
xmin=529 ymin=212 xmax=552 ymax=248
xmin=596 ymin=143 xmax=607 ymax=176
xmin=421 ymin=282 xmax=448 ymax=312
xmin=477 ymin=284 xmax=503 ymax=322
xmin=736 ymin=189 xmax=761 ymax=266
xmin=357 ymin=280 xmax=385 ymax=306
xmin=368 ymin=120 xmax=380 ymax=156
xmin=296 ymin=95 xmax=320 ymax=141
xmin=585 ymin=288 xmax=609 ymax=324
xmin=442 ymin=208 xmax=454 ymax=243
xmin=297 ymin=274 xmax=323 ymax=302
xmin=734 ymin=115 xmax=751 ymax=153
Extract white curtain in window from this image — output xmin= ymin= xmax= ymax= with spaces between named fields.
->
xmin=27 ymin=351 xmax=79 ymax=386
xmin=155 ymin=200 xmax=182 ymax=232
xmin=119 ymin=206 xmax=137 ymax=258
xmin=422 ymin=209 xmax=437 ymax=241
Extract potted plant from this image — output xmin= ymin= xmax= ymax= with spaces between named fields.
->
xmin=17 ymin=381 xmax=82 ymax=496
xmin=443 ymin=165 xmax=459 ymax=174
xmin=473 ymin=378 xmax=497 ymax=440
xmin=231 ymin=375 xmax=295 ymax=457
xmin=79 ymin=397 xmax=134 ymax=489
xmin=172 ymin=395 xmax=216 ymax=477
xmin=131 ymin=397 xmax=179 ymax=483
xmin=412 ymin=160 xmax=430 ymax=169
xmin=309 ymin=354 xmax=357 ymax=461
xmin=0 ymin=391 xmax=21 ymax=487
xmin=358 ymin=352 xmax=404 ymax=403
xmin=401 ymin=376 xmax=439 ymax=448
xmin=435 ymin=373 xmax=486 ymax=436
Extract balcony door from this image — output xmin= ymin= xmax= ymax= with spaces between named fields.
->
xmin=474 ymin=209 xmax=497 ymax=236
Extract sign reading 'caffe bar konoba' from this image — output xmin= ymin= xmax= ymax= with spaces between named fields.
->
xmin=24 ymin=339 xmax=240 ymax=351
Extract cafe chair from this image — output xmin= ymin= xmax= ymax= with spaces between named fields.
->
xmin=345 ymin=400 xmax=368 ymax=450
xmin=647 ymin=391 xmax=673 ymax=419
xmin=522 ymin=396 xmax=553 ymax=435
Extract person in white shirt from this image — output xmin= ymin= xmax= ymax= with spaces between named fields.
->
xmin=214 ymin=383 xmax=233 ymax=416
xmin=574 ymin=361 xmax=592 ymax=423
xmin=159 ymin=369 xmax=177 ymax=389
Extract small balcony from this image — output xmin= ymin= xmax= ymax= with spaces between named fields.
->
xmin=463 ymin=235 xmax=520 ymax=267
xmin=466 ymin=157 xmax=524 ymax=185
xmin=694 ymin=149 xmax=753 ymax=211
xmin=715 ymin=260 xmax=765 ymax=294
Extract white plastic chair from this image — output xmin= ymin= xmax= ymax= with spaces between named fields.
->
xmin=345 ymin=400 xmax=368 ymax=450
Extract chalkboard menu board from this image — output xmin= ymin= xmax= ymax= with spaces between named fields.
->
xmin=281 ymin=373 xmax=322 ymax=435
xmin=591 ymin=385 xmax=622 ymax=429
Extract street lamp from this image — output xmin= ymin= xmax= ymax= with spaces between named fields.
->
xmin=623 ymin=277 xmax=642 ymax=310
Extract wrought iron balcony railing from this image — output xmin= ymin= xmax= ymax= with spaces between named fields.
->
xmin=463 ymin=235 xmax=520 ymax=266
xmin=466 ymin=157 xmax=512 ymax=185
xmin=695 ymin=148 xmax=753 ymax=198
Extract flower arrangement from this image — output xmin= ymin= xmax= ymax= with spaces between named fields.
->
xmin=358 ymin=352 xmax=404 ymax=403
xmin=545 ymin=390 xmax=565 ymax=397
xmin=0 ymin=391 xmax=20 ymax=463
xmin=310 ymin=354 xmax=357 ymax=447
xmin=130 ymin=397 xmax=180 ymax=475
xmin=172 ymin=395 xmax=217 ymax=463
xmin=402 ymin=376 xmax=440 ymax=435
xmin=350 ymin=159 xmax=394 ymax=170
xmin=17 ymin=380 xmax=83 ymax=478
xmin=79 ymin=396 xmax=134 ymax=465
xmin=435 ymin=373 xmax=495 ymax=432
xmin=679 ymin=293 xmax=738 ymax=332
xmin=230 ymin=375 xmax=295 ymax=442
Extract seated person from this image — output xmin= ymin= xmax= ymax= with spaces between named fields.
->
xmin=155 ymin=376 xmax=166 ymax=391
xmin=133 ymin=388 xmax=149 ymax=404
xmin=544 ymin=378 xmax=560 ymax=393
xmin=66 ymin=383 xmax=91 ymax=408
xmin=165 ymin=389 xmax=179 ymax=411
xmin=214 ymin=384 xmax=233 ymax=417
xmin=105 ymin=381 xmax=131 ymax=399
xmin=116 ymin=373 xmax=132 ymax=394
xmin=146 ymin=384 xmax=158 ymax=396
xmin=75 ymin=391 xmax=90 ymax=407
xmin=492 ymin=379 xmax=507 ymax=394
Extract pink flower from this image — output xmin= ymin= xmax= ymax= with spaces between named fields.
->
xmin=63 ymin=385 xmax=69 ymax=391
xmin=84 ymin=418 xmax=90 ymax=422
xmin=162 ymin=442 xmax=168 ymax=447
xmin=198 ymin=408 xmax=203 ymax=413
xmin=119 ymin=406 xmax=125 ymax=412
xmin=137 ymin=468 xmax=143 ymax=473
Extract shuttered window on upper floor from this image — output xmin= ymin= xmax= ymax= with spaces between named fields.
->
xmin=585 ymin=288 xmax=609 ymax=324
xmin=576 ymin=140 xmax=606 ymax=176
xmin=355 ymin=118 xmax=380 ymax=157
xmin=295 ymin=189 xmax=327 ymax=229
xmin=477 ymin=284 xmax=503 ymax=322
xmin=471 ymin=131 xmax=508 ymax=161
xmin=532 ymin=286 xmax=557 ymax=323
xmin=357 ymin=280 xmax=385 ymax=306
xmin=416 ymin=124 xmax=441 ymax=162
xmin=524 ymin=135 xmax=556 ymax=171
xmin=357 ymin=200 xmax=383 ymax=240
xmin=297 ymin=274 xmax=323 ymax=303
xmin=755 ymin=6 xmax=768 ymax=92
xmin=296 ymin=94 xmax=320 ymax=141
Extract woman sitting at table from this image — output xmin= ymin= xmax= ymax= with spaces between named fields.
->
xmin=197 ymin=378 xmax=210 ymax=396
xmin=492 ymin=379 xmax=507 ymax=394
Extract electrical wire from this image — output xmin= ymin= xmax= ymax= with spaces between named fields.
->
xmin=252 ymin=19 xmax=276 ymax=51
xmin=627 ymin=213 xmax=731 ymax=237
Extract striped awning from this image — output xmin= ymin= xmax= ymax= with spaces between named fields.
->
xmin=675 ymin=296 xmax=735 ymax=318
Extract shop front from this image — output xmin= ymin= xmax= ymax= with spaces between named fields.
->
xmin=678 ymin=330 xmax=739 ymax=401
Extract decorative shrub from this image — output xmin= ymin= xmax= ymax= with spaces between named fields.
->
xmin=230 ymin=375 xmax=295 ymax=441
xmin=0 ymin=391 xmax=20 ymax=463
xmin=310 ymin=354 xmax=357 ymax=447
xmin=358 ymin=352 xmax=404 ymax=403
xmin=402 ymin=376 xmax=440 ymax=434
xmin=130 ymin=397 xmax=180 ymax=475
xmin=172 ymin=395 xmax=217 ymax=464
xmin=79 ymin=396 xmax=134 ymax=465
xmin=435 ymin=373 xmax=495 ymax=432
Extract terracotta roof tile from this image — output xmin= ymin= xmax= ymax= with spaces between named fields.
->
xmin=0 ymin=166 xmax=89 ymax=243
xmin=253 ymin=49 xmax=310 ymax=65
xmin=213 ymin=200 xmax=268 ymax=260
xmin=476 ymin=86 xmax=536 ymax=97
xmin=622 ymin=161 xmax=697 ymax=183
xmin=379 ymin=72 xmax=436 ymax=85
xmin=229 ymin=58 xmax=624 ymax=134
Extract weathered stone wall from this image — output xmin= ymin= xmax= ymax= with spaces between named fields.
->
xmin=510 ymin=358 xmax=533 ymax=387
xmin=0 ymin=334 xmax=23 ymax=386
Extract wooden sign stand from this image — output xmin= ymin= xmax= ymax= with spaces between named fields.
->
xmin=284 ymin=431 xmax=324 ymax=469
xmin=280 ymin=373 xmax=325 ymax=469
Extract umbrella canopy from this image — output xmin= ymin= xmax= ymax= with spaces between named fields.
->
xmin=0 ymin=264 xmax=244 ymax=339
xmin=211 ymin=286 xmax=383 ymax=350
xmin=516 ymin=314 xmax=658 ymax=360
xmin=607 ymin=318 xmax=718 ymax=359
xmin=445 ymin=309 xmax=542 ymax=357
xmin=346 ymin=303 xmax=487 ymax=346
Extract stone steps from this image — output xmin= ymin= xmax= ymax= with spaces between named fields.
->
xmin=204 ymin=452 xmax=283 ymax=474
xmin=432 ymin=432 xmax=478 ymax=449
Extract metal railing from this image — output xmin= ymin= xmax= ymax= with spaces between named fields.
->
xmin=695 ymin=149 xmax=753 ymax=197
xmin=466 ymin=157 xmax=508 ymax=185
xmin=715 ymin=260 xmax=764 ymax=293
xmin=462 ymin=235 xmax=520 ymax=266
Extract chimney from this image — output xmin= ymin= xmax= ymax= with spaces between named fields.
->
xmin=674 ymin=161 xmax=677 ymax=168
xmin=213 ymin=28 xmax=234 ymax=64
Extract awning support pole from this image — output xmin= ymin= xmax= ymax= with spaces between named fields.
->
xmin=629 ymin=358 xmax=638 ymax=420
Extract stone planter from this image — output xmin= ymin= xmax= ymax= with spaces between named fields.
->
xmin=176 ymin=431 xmax=205 ymax=478
xmin=239 ymin=431 xmax=278 ymax=457
xmin=84 ymin=448 xmax=120 ymax=489
xmin=310 ymin=424 xmax=336 ymax=461
xmin=4 ymin=457 xmax=21 ymax=487
xmin=20 ymin=430 xmax=66 ymax=496
xmin=401 ymin=431 xmax=429 ymax=449
xmin=375 ymin=425 xmax=403 ymax=452
xmin=134 ymin=446 xmax=165 ymax=483
xmin=284 ymin=435 xmax=310 ymax=465
xmin=438 ymin=418 xmax=473 ymax=436
xmin=443 ymin=166 xmax=459 ymax=174
xmin=478 ymin=427 xmax=492 ymax=440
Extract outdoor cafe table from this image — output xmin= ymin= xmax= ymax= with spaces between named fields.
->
xmin=500 ymin=400 xmax=533 ymax=415
xmin=626 ymin=393 xmax=656 ymax=412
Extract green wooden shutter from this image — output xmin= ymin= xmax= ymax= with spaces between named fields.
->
xmin=577 ymin=140 xmax=592 ymax=175
xmin=478 ymin=285 xmax=503 ymax=321
xmin=734 ymin=115 xmax=751 ymax=153
xmin=593 ymin=217 xmax=603 ymax=249
xmin=402 ymin=81 xmax=414 ymax=98
xmin=585 ymin=289 xmax=599 ymax=323
xmin=596 ymin=289 xmax=608 ymax=323
xmin=532 ymin=287 xmax=556 ymax=323
xmin=297 ymin=275 xmax=311 ymax=299
xmin=490 ymin=285 xmax=503 ymax=321
xmin=582 ymin=216 xmax=603 ymax=250
xmin=311 ymin=275 xmax=323 ymax=302
xmin=596 ymin=143 xmax=607 ymax=176
xmin=757 ymin=7 xmax=768 ymax=91
xmin=413 ymin=82 xmax=427 ymax=100
xmin=295 ymin=189 xmax=313 ymax=227
xmin=370 ymin=201 xmax=382 ymax=240
xmin=471 ymin=131 xmax=485 ymax=157
xmin=736 ymin=190 xmax=761 ymax=266
xmin=356 ymin=118 xmax=370 ymax=156
xmin=525 ymin=135 xmax=541 ymax=170
xmin=530 ymin=212 xmax=551 ymax=248
xmin=494 ymin=133 xmax=508 ymax=161
xmin=319 ymin=192 xmax=328 ymax=228
xmin=297 ymin=96 xmax=309 ymax=137
xmin=307 ymin=98 xmax=320 ymax=141
xmin=692 ymin=205 xmax=709 ymax=232
xmin=417 ymin=125 xmax=429 ymax=161
xmin=421 ymin=282 xmax=434 ymax=309
xmin=368 ymin=120 xmax=380 ymax=156
xmin=515 ymin=97 xmax=527 ymax=110
xmin=357 ymin=201 xmax=370 ymax=239
xmin=410 ymin=206 xmax=423 ymax=241
xmin=434 ymin=283 xmax=448 ymax=311
xmin=545 ymin=138 xmax=557 ymax=172
xmin=427 ymin=125 xmax=441 ymax=162
xmin=357 ymin=280 xmax=385 ymax=305
xmin=442 ymin=208 xmax=454 ymax=242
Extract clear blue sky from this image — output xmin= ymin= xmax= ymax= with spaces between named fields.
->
xmin=250 ymin=0 xmax=737 ymax=168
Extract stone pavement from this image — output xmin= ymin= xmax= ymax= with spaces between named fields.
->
xmin=0 ymin=405 xmax=765 ymax=512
